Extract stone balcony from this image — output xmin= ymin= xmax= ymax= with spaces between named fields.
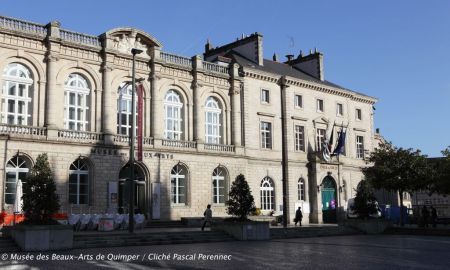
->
xmin=0 ymin=124 xmax=239 ymax=155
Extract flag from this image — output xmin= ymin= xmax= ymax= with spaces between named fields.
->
xmin=322 ymin=123 xmax=335 ymax=162
xmin=333 ymin=126 xmax=347 ymax=156
xmin=137 ymin=84 xmax=144 ymax=161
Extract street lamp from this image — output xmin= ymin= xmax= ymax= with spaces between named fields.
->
xmin=129 ymin=48 xmax=143 ymax=233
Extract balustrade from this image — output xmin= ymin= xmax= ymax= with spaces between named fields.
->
xmin=160 ymin=52 xmax=192 ymax=67
xmin=0 ymin=16 xmax=46 ymax=36
xmin=60 ymin=29 xmax=101 ymax=47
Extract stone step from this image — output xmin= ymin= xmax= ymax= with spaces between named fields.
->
xmin=73 ymin=231 xmax=234 ymax=249
xmin=270 ymin=226 xmax=361 ymax=239
xmin=145 ymin=221 xmax=185 ymax=228
xmin=0 ymin=237 xmax=20 ymax=252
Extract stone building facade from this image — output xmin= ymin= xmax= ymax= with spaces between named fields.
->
xmin=0 ymin=15 xmax=378 ymax=224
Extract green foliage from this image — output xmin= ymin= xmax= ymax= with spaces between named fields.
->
xmin=226 ymin=174 xmax=256 ymax=220
xmin=429 ymin=146 xmax=450 ymax=195
xmin=363 ymin=142 xmax=430 ymax=193
xmin=22 ymin=153 xmax=60 ymax=225
xmin=352 ymin=180 xmax=378 ymax=219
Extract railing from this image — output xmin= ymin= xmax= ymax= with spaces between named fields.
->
xmin=160 ymin=52 xmax=192 ymax=67
xmin=0 ymin=124 xmax=47 ymax=137
xmin=162 ymin=139 xmax=196 ymax=149
xmin=57 ymin=130 xmax=103 ymax=143
xmin=60 ymin=29 xmax=101 ymax=47
xmin=202 ymin=61 xmax=229 ymax=75
xmin=204 ymin=143 xmax=235 ymax=153
xmin=113 ymin=134 xmax=154 ymax=145
xmin=0 ymin=16 xmax=46 ymax=36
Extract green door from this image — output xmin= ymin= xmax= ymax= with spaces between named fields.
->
xmin=321 ymin=176 xmax=337 ymax=223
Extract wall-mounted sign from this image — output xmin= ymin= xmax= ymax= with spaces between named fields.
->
xmin=320 ymin=164 xmax=338 ymax=170
xmin=143 ymin=152 xmax=174 ymax=159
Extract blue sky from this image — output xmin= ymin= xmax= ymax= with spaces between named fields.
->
xmin=1 ymin=0 xmax=449 ymax=156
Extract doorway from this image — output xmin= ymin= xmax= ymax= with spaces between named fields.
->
xmin=118 ymin=164 xmax=147 ymax=215
xmin=321 ymin=175 xmax=337 ymax=223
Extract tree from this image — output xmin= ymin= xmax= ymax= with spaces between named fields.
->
xmin=22 ymin=153 xmax=60 ymax=225
xmin=429 ymin=147 xmax=450 ymax=195
xmin=363 ymin=142 xmax=429 ymax=226
xmin=352 ymin=180 xmax=378 ymax=219
xmin=226 ymin=174 xmax=256 ymax=220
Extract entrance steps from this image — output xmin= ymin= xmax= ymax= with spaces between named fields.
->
xmin=73 ymin=230 xmax=234 ymax=249
xmin=270 ymin=226 xmax=361 ymax=239
xmin=0 ymin=237 xmax=20 ymax=252
xmin=145 ymin=220 xmax=185 ymax=228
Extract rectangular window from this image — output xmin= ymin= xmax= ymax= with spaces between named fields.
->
xmin=317 ymin=99 xmax=324 ymax=112
xmin=261 ymin=89 xmax=270 ymax=103
xmin=356 ymin=135 xmax=365 ymax=159
xmin=337 ymin=103 xmax=343 ymax=116
xmin=316 ymin=128 xmax=326 ymax=151
xmin=356 ymin=109 xmax=362 ymax=120
xmin=294 ymin=125 xmax=305 ymax=151
xmin=260 ymin=121 xmax=272 ymax=149
xmin=337 ymin=130 xmax=346 ymax=156
xmin=294 ymin=95 xmax=303 ymax=108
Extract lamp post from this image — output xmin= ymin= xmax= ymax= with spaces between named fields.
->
xmin=129 ymin=48 xmax=143 ymax=233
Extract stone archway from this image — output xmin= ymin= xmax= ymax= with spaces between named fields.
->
xmin=118 ymin=163 xmax=148 ymax=215
xmin=321 ymin=175 xmax=337 ymax=223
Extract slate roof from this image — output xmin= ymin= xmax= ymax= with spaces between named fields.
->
xmin=228 ymin=52 xmax=375 ymax=100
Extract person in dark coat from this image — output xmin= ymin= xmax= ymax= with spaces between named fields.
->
xmin=294 ymin=207 xmax=303 ymax=226
xmin=430 ymin=206 xmax=437 ymax=228
xmin=422 ymin=206 xmax=429 ymax=228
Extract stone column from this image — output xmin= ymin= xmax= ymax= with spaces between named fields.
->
xmin=45 ymin=21 xmax=62 ymax=138
xmin=229 ymin=63 xmax=242 ymax=147
xmin=192 ymin=55 xmax=204 ymax=143
xmin=102 ymin=64 xmax=115 ymax=143
xmin=150 ymin=48 xmax=164 ymax=145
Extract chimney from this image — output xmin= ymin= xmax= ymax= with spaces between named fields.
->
xmin=273 ymin=53 xmax=278 ymax=62
xmin=285 ymin=54 xmax=294 ymax=62
xmin=286 ymin=49 xmax=324 ymax=81
xmin=205 ymin=39 xmax=213 ymax=52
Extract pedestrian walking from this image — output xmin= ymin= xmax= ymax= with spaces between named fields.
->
xmin=294 ymin=207 xmax=303 ymax=226
xmin=201 ymin=204 xmax=212 ymax=231
xmin=430 ymin=206 xmax=437 ymax=228
xmin=422 ymin=205 xmax=429 ymax=228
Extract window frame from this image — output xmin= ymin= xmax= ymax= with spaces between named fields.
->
xmin=205 ymin=97 xmax=222 ymax=144
xmin=164 ymin=90 xmax=183 ymax=140
xmin=261 ymin=89 xmax=270 ymax=104
xmin=336 ymin=103 xmax=344 ymax=117
xmin=260 ymin=121 xmax=273 ymax=149
xmin=298 ymin=178 xmax=305 ymax=201
xmin=355 ymin=108 xmax=362 ymax=121
xmin=316 ymin=128 xmax=326 ymax=151
xmin=212 ymin=167 xmax=227 ymax=204
xmin=294 ymin=125 xmax=305 ymax=152
xmin=68 ymin=158 xmax=89 ymax=205
xmin=294 ymin=94 xmax=303 ymax=109
xmin=116 ymin=82 xmax=137 ymax=136
xmin=316 ymin=99 xmax=324 ymax=113
xmin=4 ymin=155 xmax=30 ymax=205
xmin=260 ymin=177 xmax=275 ymax=211
xmin=64 ymin=73 xmax=90 ymax=131
xmin=356 ymin=135 xmax=365 ymax=159
xmin=170 ymin=164 xmax=187 ymax=205
xmin=1 ymin=63 xmax=33 ymax=126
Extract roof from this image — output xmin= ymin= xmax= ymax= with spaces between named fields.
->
xmin=229 ymin=52 xmax=376 ymax=100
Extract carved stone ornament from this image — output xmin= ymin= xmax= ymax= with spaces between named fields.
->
xmin=112 ymin=30 xmax=148 ymax=55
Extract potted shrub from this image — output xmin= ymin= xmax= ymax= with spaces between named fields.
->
xmin=10 ymin=154 xmax=73 ymax=251
xmin=213 ymin=174 xmax=270 ymax=240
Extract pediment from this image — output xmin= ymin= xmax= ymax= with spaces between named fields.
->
xmin=313 ymin=116 xmax=329 ymax=125
xmin=103 ymin=28 xmax=162 ymax=58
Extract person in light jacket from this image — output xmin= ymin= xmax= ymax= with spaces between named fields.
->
xmin=201 ymin=204 xmax=212 ymax=231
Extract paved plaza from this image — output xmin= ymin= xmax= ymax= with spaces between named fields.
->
xmin=1 ymin=235 xmax=450 ymax=269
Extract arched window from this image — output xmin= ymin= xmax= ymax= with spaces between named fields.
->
xmin=117 ymin=82 xmax=137 ymax=135
xmin=69 ymin=158 xmax=89 ymax=205
xmin=4 ymin=155 xmax=31 ymax=204
xmin=171 ymin=164 xmax=187 ymax=204
xmin=205 ymin=97 xmax=222 ymax=144
xmin=298 ymin=178 xmax=305 ymax=201
xmin=1 ymin=63 xmax=33 ymax=125
xmin=64 ymin=73 xmax=90 ymax=131
xmin=164 ymin=90 xmax=183 ymax=140
xmin=260 ymin=177 xmax=275 ymax=211
xmin=212 ymin=167 xmax=227 ymax=204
